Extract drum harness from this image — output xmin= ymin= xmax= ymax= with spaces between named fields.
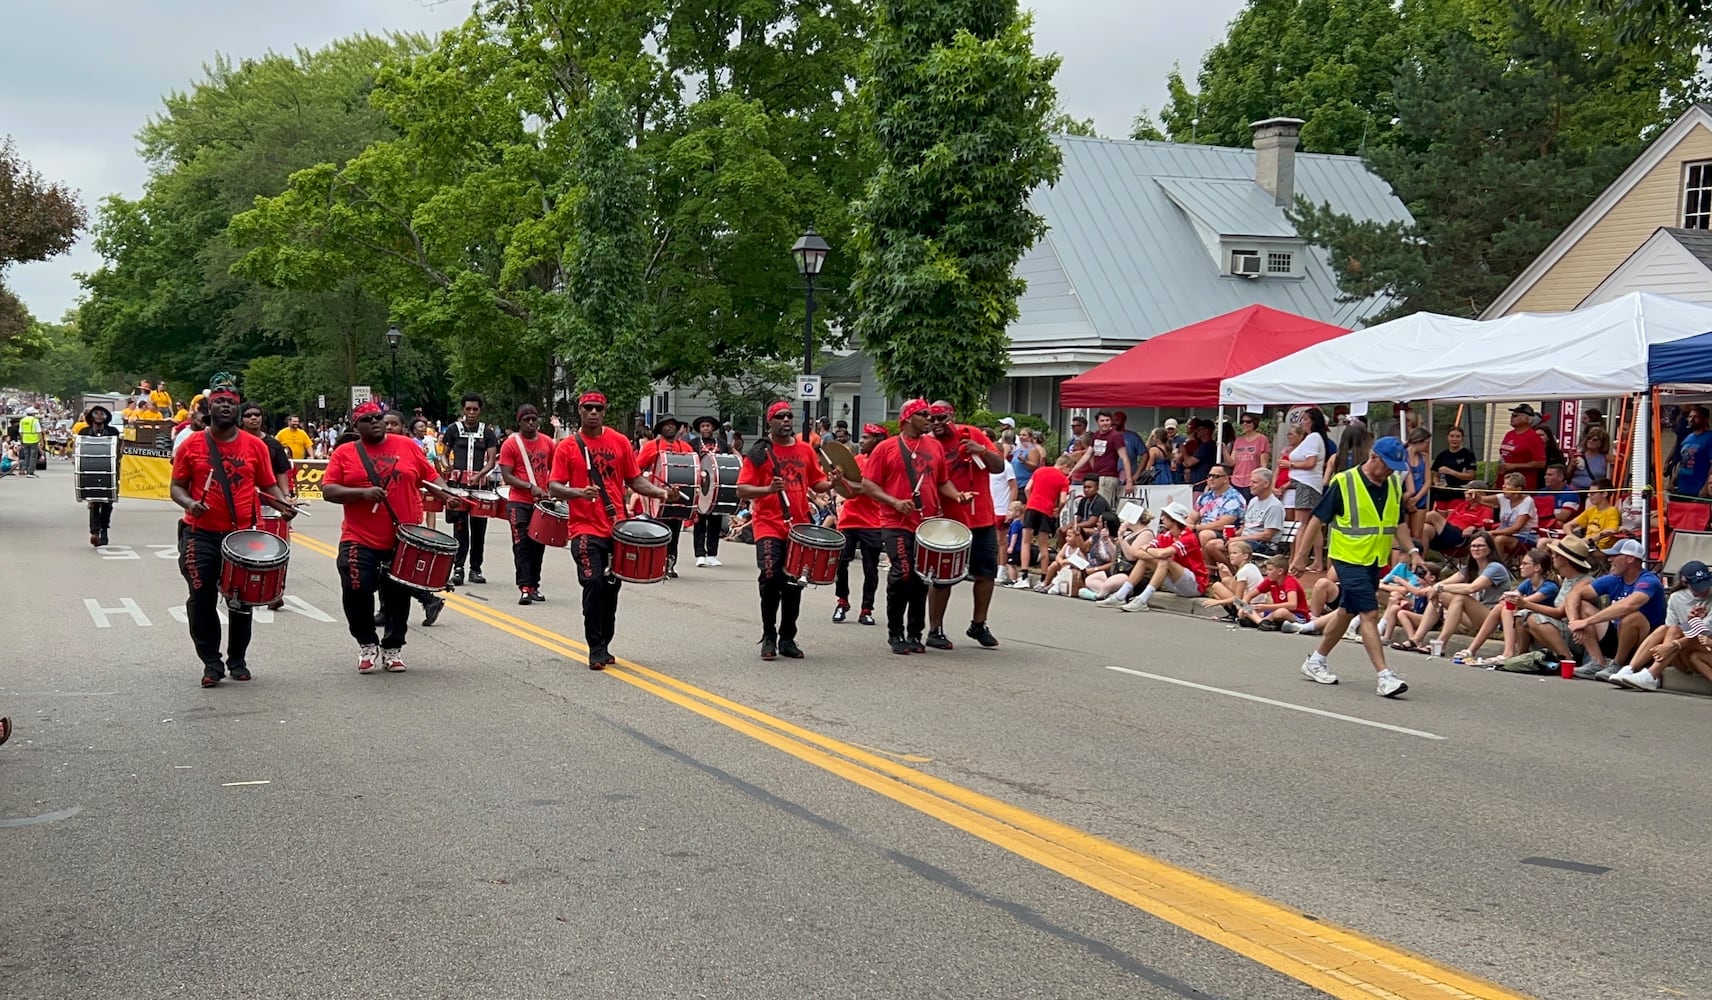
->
xmin=205 ymin=429 xmax=261 ymax=612
xmin=573 ymin=432 xmax=630 ymax=581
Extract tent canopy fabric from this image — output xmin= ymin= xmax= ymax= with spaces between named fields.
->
xmin=1218 ymin=292 xmax=1712 ymax=405
xmin=1059 ymin=304 xmax=1350 ymax=408
xmin=1647 ymin=329 xmax=1712 ymax=389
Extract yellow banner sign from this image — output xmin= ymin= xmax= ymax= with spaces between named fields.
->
xmin=291 ymin=459 xmax=328 ymax=501
xmin=118 ymin=436 xmax=174 ymax=501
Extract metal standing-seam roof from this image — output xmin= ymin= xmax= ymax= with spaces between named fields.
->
xmin=1007 ymin=135 xmax=1414 ymax=351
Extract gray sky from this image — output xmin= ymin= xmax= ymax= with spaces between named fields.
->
xmin=1 ymin=0 xmax=1241 ymax=323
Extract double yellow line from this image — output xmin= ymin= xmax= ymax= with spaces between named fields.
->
xmin=290 ymin=530 xmax=1529 ymax=999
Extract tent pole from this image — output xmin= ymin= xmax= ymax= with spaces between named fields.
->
xmin=1651 ymin=388 xmax=1665 ymax=559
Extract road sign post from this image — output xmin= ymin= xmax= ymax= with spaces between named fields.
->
xmin=350 ymin=386 xmax=371 ymax=409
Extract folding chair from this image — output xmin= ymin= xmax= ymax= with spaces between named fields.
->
xmin=1660 ymin=530 xmax=1712 ymax=579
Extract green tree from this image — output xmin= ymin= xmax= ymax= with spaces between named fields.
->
xmin=1129 ymin=108 xmax=1168 ymax=142
xmin=0 ymin=139 xmax=86 ymax=344
xmin=849 ymin=0 xmax=1063 ymax=414
xmin=1047 ymin=102 xmax=1100 ymax=137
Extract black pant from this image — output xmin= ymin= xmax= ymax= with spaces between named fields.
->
xmin=570 ymin=533 xmax=623 ymax=655
xmin=755 ymin=536 xmax=803 ymax=641
xmin=507 ymin=502 xmax=546 ymax=589
xmin=664 ymin=518 xmax=683 ymax=568
xmin=87 ymin=502 xmax=113 ymax=534
xmin=337 ymin=541 xmax=412 ymax=649
xmin=449 ymin=508 xmax=487 ymax=572
xmin=882 ymin=528 xmax=928 ymax=639
xmin=693 ymin=515 xmax=722 ymax=557
xmin=178 ymin=524 xmax=253 ymax=671
xmin=836 ymin=527 xmax=881 ymax=610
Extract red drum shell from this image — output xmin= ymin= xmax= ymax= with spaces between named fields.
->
xmin=915 ymin=517 xmax=972 ymax=586
xmin=611 ymin=518 xmax=671 ymax=584
xmin=465 ymin=489 xmax=507 ymax=519
xmin=388 ymin=524 xmax=459 ymax=591
xmin=527 ymin=500 xmax=570 ymax=548
xmin=420 ymin=487 xmax=445 ymax=514
xmin=259 ymin=507 xmax=291 ymax=542
xmin=785 ymin=523 xmax=844 ymax=586
xmin=218 ymin=529 xmax=290 ymax=607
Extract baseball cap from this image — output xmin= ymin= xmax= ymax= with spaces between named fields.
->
xmin=1601 ymin=538 xmax=1644 ymax=559
xmin=997 ymin=417 xmax=1016 ymax=428
xmin=1509 ymin=403 xmax=1538 ymax=417
xmin=1680 ymin=560 xmax=1712 ymax=593
xmin=1164 ymin=418 xmax=1178 ymax=429
xmin=1372 ymin=436 xmax=1409 ymax=472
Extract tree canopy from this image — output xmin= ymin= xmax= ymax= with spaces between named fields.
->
xmin=0 ymin=138 xmax=86 ymax=346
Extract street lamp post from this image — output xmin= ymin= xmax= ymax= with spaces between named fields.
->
xmin=385 ymin=323 xmax=402 ymax=411
xmin=789 ymin=226 xmax=830 ymax=429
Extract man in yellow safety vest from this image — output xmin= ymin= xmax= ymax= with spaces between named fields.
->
xmin=1288 ymin=435 xmax=1423 ymax=698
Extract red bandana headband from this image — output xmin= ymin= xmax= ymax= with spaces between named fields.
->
xmin=352 ymin=401 xmax=383 ymax=418
xmin=862 ymin=422 xmax=888 ymax=437
xmin=928 ymin=402 xmax=953 ymax=417
xmin=208 ymin=387 xmax=242 ymax=403
xmin=578 ymin=391 xmax=607 ymax=407
xmin=766 ymin=400 xmax=794 ymax=421
xmin=899 ymin=398 xmax=930 ymax=421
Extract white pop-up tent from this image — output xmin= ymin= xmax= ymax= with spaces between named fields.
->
xmin=1218 ymin=291 xmax=1712 ymax=406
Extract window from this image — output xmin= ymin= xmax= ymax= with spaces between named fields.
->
xmin=1266 ymin=251 xmax=1294 ymax=275
xmin=1685 ymin=161 xmax=1712 ymax=229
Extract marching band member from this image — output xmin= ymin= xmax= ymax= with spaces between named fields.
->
xmin=76 ymin=405 xmax=121 ymax=547
xmin=441 ymin=393 xmax=499 ymax=586
xmin=636 ymin=414 xmax=695 ymax=578
xmin=856 ymin=398 xmax=960 ymax=655
xmin=832 ymin=423 xmax=888 ymax=626
xmin=690 ymin=415 xmax=727 ymax=567
xmin=378 ymin=410 xmax=448 ymax=627
xmin=320 ymin=402 xmax=460 ymax=674
xmin=497 ymin=404 xmax=555 ymax=605
xmin=736 ymin=401 xmax=848 ymax=660
xmin=169 ymin=385 xmax=296 ymax=687
xmin=925 ymin=400 xmax=1004 ymax=649
xmin=548 ymin=391 xmax=679 ymax=670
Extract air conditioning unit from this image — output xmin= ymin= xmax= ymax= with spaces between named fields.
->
xmin=1230 ymin=250 xmax=1262 ymax=277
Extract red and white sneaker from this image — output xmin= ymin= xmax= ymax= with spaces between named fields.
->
xmin=357 ymin=644 xmax=380 ymax=674
xmin=382 ymin=648 xmax=407 ymax=672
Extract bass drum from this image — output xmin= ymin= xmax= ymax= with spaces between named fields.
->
xmin=73 ymin=435 xmax=120 ymax=504
xmin=698 ymin=453 xmax=742 ymax=517
xmin=643 ymin=452 xmax=699 ymax=520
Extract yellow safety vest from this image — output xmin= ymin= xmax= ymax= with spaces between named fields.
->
xmin=1327 ymin=467 xmax=1401 ymax=567
xmin=18 ymin=416 xmax=41 ymax=443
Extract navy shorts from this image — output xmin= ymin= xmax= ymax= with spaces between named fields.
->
xmin=1331 ymin=560 xmax=1383 ymax=614
xmin=1022 ymin=509 xmax=1056 ymax=535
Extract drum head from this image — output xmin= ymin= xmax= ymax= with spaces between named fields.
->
xmin=614 ymin=518 xmax=672 ymax=544
xmin=789 ymin=523 xmax=844 ymax=547
xmin=398 ymin=524 xmax=459 ymax=552
xmin=536 ymin=499 xmax=569 ymax=518
xmin=917 ymin=517 xmax=972 ymax=547
xmin=222 ymin=529 xmax=289 ymax=565
xmin=467 ymin=489 xmax=500 ymax=503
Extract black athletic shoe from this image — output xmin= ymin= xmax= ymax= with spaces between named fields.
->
xmin=760 ymin=637 xmax=778 ymax=661
xmin=777 ymin=638 xmax=804 ymax=659
xmin=227 ymin=664 xmax=252 ymax=682
xmin=858 ymin=610 xmax=876 ymax=626
xmin=99 ymin=529 xmax=109 ymax=547
xmin=89 ymin=533 xmax=100 ymax=547
xmin=531 ymin=589 xmax=546 ymax=603
xmin=832 ymin=602 xmax=849 ymax=623
xmin=519 ymin=589 xmax=533 ymax=606
xmin=373 ymin=610 xmax=385 ymax=626
xmin=200 ymin=665 xmax=223 ymax=688
xmin=421 ymin=596 xmax=445 ymax=626
xmin=587 ymin=648 xmax=612 ymax=671
xmin=908 ymin=635 xmax=927 ymax=654
xmin=966 ymin=623 xmax=1000 ymax=648
xmin=925 ymin=629 xmax=955 ymax=650
xmin=469 ymin=570 xmax=486 ymax=584
xmin=451 ymin=567 xmax=465 ymax=586
xmin=889 ymin=634 xmax=912 ymax=655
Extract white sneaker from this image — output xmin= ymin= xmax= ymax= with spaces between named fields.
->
xmin=1280 ymin=620 xmax=1304 ymax=634
xmin=708 ymin=557 xmax=723 ymax=567
xmin=1119 ymin=596 xmax=1151 ymax=612
xmin=1343 ymin=619 xmax=1361 ymax=641
xmin=1094 ymin=592 xmax=1127 ymax=607
xmin=1608 ymin=665 xmax=1637 ymax=687
xmin=1008 ymin=577 xmax=1033 ymax=590
xmin=1628 ymin=669 xmax=1661 ymax=691
xmin=1376 ymin=670 xmax=1408 ymax=698
xmin=357 ymin=644 xmax=380 ymax=674
xmin=695 ymin=557 xmax=708 ymax=568
xmin=1300 ymin=657 xmax=1339 ymax=685
xmin=382 ymin=648 xmax=406 ymax=672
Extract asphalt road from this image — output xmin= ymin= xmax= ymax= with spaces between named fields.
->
xmin=3 ymin=467 xmax=1709 ymax=999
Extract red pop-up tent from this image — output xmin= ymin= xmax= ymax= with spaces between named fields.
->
xmin=1059 ymin=304 xmax=1352 ymax=408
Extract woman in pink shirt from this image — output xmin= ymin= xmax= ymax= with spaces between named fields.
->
xmin=1226 ymin=414 xmax=1270 ymax=498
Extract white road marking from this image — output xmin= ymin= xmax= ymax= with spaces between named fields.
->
xmin=276 ymin=595 xmax=336 ymax=622
xmin=220 ymin=780 xmax=271 ymax=787
xmin=1104 ymin=666 xmax=1448 ymax=741
xmin=96 ymin=545 xmax=139 ymax=560
xmin=83 ymin=598 xmax=153 ymax=628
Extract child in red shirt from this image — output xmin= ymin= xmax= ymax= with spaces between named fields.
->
xmin=1241 ymin=555 xmax=1309 ymax=630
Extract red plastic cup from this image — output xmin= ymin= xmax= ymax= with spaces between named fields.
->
xmin=1559 ymin=659 xmax=1575 ymax=679
xmin=1223 ymin=526 xmax=1237 ymax=539
xmin=1504 ymin=599 xmax=1517 ymax=611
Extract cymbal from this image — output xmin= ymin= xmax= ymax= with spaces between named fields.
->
xmin=819 ymin=438 xmax=862 ymax=481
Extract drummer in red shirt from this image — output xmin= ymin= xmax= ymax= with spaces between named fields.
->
xmin=925 ymin=400 xmax=1005 ymax=649
xmin=497 ymin=404 xmax=556 ymax=605
xmin=856 ymin=397 xmax=963 ymax=655
xmin=833 ymin=423 xmax=889 ymax=627
xmin=635 ymin=415 xmax=696 ymax=579
xmin=736 ymin=400 xmax=850 ymax=660
xmin=548 ymin=391 xmax=681 ymax=670
xmin=169 ymin=384 xmax=297 ymax=688
xmin=321 ymin=401 xmax=464 ymax=675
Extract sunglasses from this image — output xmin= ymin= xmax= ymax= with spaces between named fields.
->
xmin=356 ymin=414 xmax=383 ymax=423
xmin=581 ymin=404 xmax=606 ymax=412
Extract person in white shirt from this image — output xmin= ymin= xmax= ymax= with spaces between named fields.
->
xmin=1204 ymin=467 xmax=1285 ymax=567
xmin=988 ymin=460 xmax=1018 ymax=531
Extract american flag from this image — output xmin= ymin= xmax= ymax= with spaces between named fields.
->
xmin=1684 ymin=608 xmax=1709 ymax=638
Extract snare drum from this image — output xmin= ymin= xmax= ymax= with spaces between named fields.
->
xmin=73 ymin=436 xmax=119 ymax=504
xmin=465 ymin=489 xmax=507 ymax=519
xmin=527 ymin=499 xmax=570 ymax=548
xmin=420 ymin=487 xmax=446 ymax=514
xmin=611 ymin=518 xmax=671 ymax=584
xmin=785 ymin=523 xmax=844 ymax=587
xmin=259 ymin=506 xmax=291 ymax=541
xmin=218 ymin=529 xmax=290 ymax=608
xmin=698 ymin=453 xmax=742 ymax=516
xmin=646 ymin=452 xmax=699 ymax=520
xmin=388 ymin=525 xmax=458 ymax=591
xmin=915 ymin=517 xmax=973 ymax=585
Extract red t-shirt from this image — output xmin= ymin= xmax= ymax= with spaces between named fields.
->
xmin=324 ymin=435 xmax=438 ymax=550
xmin=737 ymin=439 xmax=824 ymax=541
xmin=1447 ymin=499 xmax=1495 ymax=531
xmin=863 ymin=433 xmax=948 ymax=531
xmin=637 ymin=435 xmax=694 ymax=472
xmin=549 ymin=428 xmax=640 ymax=538
xmin=497 ymin=431 xmax=555 ymax=504
xmin=838 ymin=453 xmax=885 ymax=530
xmin=171 ymin=430 xmax=278 ymax=533
xmin=1500 ymin=429 xmax=1545 ymax=490
xmin=1157 ymin=529 xmax=1209 ymax=593
xmin=1026 ymin=465 xmax=1070 ymax=516
xmin=1086 ymin=429 xmax=1126 ymax=478
xmin=937 ymin=424 xmax=998 ymax=528
xmin=1258 ymin=574 xmax=1309 ymax=615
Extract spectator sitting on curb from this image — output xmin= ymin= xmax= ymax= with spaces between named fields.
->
xmin=1242 ymin=555 xmax=1310 ymax=631
xmin=1094 ymin=502 xmax=1207 ymax=612
xmin=1204 ymin=468 xmax=1282 ymax=568
xmin=1074 ymin=513 xmax=1124 ymax=600
xmin=1521 ymin=536 xmax=1599 ymax=665
xmin=1609 ymin=560 xmax=1712 ymax=690
xmin=1457 ymin=548 xmax=1558 ymax=665
xmin=1036 ymin=522 xmax=1091 ymax=595
xmin=1393 ymin=530 xmax=1510 ymax=653
xmin=1086 ymin=511 xmax=1158 ymax=602
xmin=1203 ymin=540 xmax=1261 ymax=620
xmin=1071 ymin=476 xmax=1110 ymax=534
xmin=1371 ymin=561 xmax=1443 ymax=643
xmin=1567 ymin=538 xmax=1666 ymax=680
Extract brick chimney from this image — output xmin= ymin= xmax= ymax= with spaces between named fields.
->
xmin=1251 ymin=117 xmax=1305 ymax=207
